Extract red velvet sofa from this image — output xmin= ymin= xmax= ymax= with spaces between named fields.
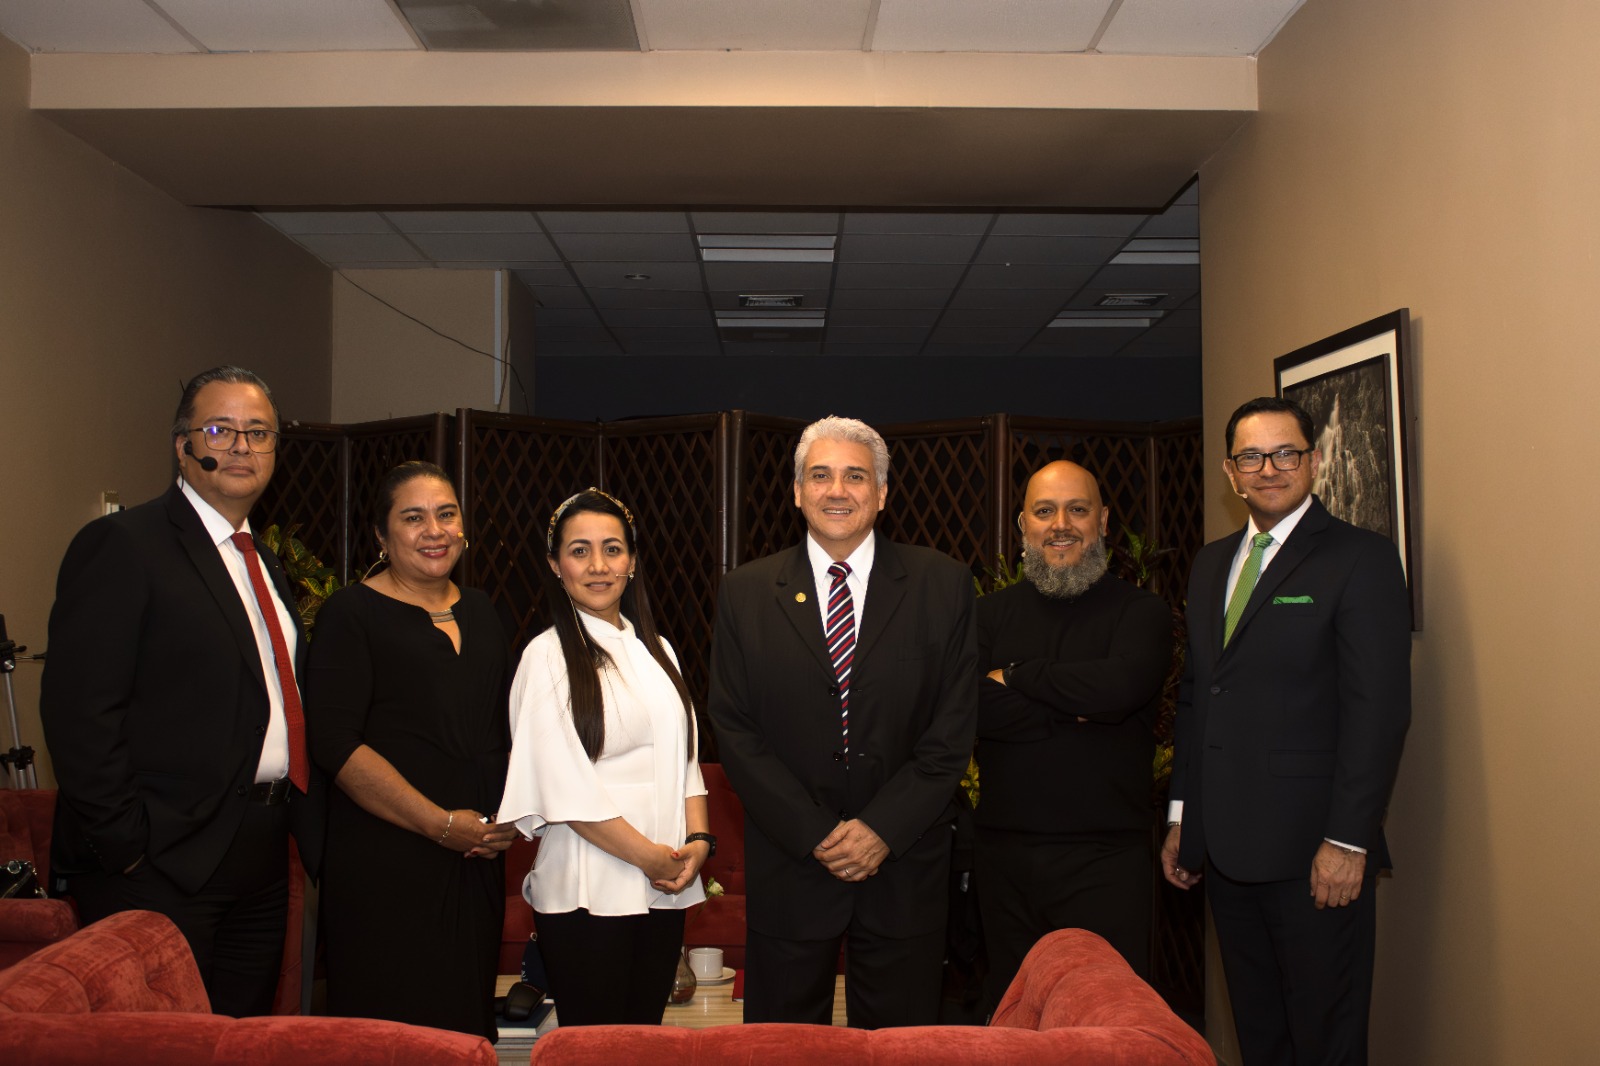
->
xmin=0 ymin=788 xmax=307 ymax=1014
xmin=525 ymin=928 xmax=1215 ymax=1065
xmin=500 ymin=762 xmax=749 ymax=974
xmin=0 ymin=788 xmax=77 ymax=969
xmin=0 ymin=908 xmax=497 ymax=1066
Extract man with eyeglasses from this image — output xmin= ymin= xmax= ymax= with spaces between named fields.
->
xmin=1160 ymin=396 xmax=1410 ymax=1064
xmin=42 ymin=366 xmax=324 ymax=1017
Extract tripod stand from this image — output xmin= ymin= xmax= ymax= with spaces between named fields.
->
xmin=1 ymin=613 xmax=40 ymax=790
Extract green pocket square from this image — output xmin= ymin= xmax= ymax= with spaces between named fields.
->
xmin=1272 ymin=595 xmax=1314 ymax=604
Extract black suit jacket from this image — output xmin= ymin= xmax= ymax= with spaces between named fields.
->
xmin=707 ymin=534 xmax=978 ymax=940
xmin=42 ymin=484 xmax=326 ymax=894
xmin=1171 ymin=496 xmax=1410 ymax=882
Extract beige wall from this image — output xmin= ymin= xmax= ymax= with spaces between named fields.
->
xmin=0 ymin=35 xmax=332 ymax=790
xmin=1199 ymin=0 xmax=1600 ymax=1060
xmin=332 ymin=270 xmax=515 ymax=423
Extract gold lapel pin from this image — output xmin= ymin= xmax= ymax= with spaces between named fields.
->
xmin=795 ymin=592 xmax=807 ymax=603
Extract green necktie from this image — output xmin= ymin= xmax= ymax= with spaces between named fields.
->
xmin=1223 ymin=532 xmax=1274 ymax=646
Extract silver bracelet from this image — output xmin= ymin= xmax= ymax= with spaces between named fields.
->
xmin=437 ymin=810 xmax=455 ymax=844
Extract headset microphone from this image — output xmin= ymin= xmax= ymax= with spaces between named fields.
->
xmin=183 ymin=440 xmax=219 ymax=472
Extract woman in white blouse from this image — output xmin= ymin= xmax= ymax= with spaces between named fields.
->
xmin=498 ymin=488 xmax=712 ymax=1026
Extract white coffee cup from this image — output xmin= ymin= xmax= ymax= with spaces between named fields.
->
xmin=688 ymin=946 xmax=723 ymax=981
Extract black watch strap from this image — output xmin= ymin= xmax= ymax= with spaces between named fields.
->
xmin=684 ymin=832 xmax=717 ymax=858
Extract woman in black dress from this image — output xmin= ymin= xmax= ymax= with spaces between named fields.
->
xmin=307 ymin=461 xmax=517 ymax=1039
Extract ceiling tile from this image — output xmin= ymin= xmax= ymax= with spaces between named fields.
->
xmin=690 ymin=210 xmax=839 ymax=235
xmin=296 ymin=233 xmax=425 ymax=263
xmin=842 ymin=212 xmax=993 ymax=235
xmin=572 ymin=262 xmax=704 ymax=290
xmin=930 ymin=326 xmax=1040 ymax=346
xmin=611 ymin=327 xmax=719 ymax=347
xmin=1137 ymin=204 xmax=1201 ymax=239
xmin=585 ymin=287 xmax=711 ymax=309
xmin=946 ymin=288 xmax=1066 ymax=311
xmin=701 ymin=262 xmax=834 ymax=291
xmin=961 ymin=263 xmax=1095 ymax=290
xmin=990 ymin=213 xmax=1149 ymax=238
xmin=259 ymin=211 xmax=392 ymax=235
xmin=511 ymin=266 xmax=581 ymax=288
xmin=535 ymin=327 xmax=621 ymax=347
xmin=824 ymin=326 xmax=933 ymax=346
xmin=639 ymin=0 xmax=871 ymax=50
xmin=600 ymin=308 xmax=716 ymax=328
xmin=1023 ymin=331 xmax=1136 ymax=357
xmin=534 ymin=308 xmax=602 ymax=328
xmin=821 ymin=343 xmax=925 ymax=357
xmin=834 ymin=263 xmax=966 ymax=289
xmin=408 ymin=232 xmax=558 ymax=262
xmin=549 ymin=232 xmax=699 ymax=262
xmin=827 ymin=309 xmax=942 ymax=329
xmin=871 ymin=0 xmax=1105 ymax=52
xmin=940 ymin=307 xmax=1054 ymax=329
xmin=830 ymin=289 xmax=952 ymax=310
xmin=976 ymin=235 xmax=1127 ymax=266
xmin=0 ymin=1 xmax=199 ymax=52
xmin=160 ymin=0 xmax=416 ymax=52
xmin=385 ymin=211 xmax=540 ymax=234
xmin=838 ymin=234 xmax=985 ymax=264
xmin=539 ymin=211 xmax=690 ymax=233
xmin=721 ymin=340 xmax=824 ymax=358
xmin=1098 ymin=0 xmax=1307 ymax=57
xmin=522 ymin=286 xmax=593 ymax=308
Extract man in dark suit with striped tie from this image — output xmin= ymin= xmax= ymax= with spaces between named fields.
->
xmin=709 ymin=415 xmax=978 ymax=1028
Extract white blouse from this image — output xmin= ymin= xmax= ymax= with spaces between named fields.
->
xmin=498 ymin=611 xmax=706 ymax=916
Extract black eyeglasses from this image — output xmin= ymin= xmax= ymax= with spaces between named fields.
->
xmin=1229 ymin=448 xmax=1312 ymax=473
xmin=186 ymin=425 xmax=280 ymax=454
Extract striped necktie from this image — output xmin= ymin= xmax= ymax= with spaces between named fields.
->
xmin=1222 ymin=532 xmax=1274 ymax=647
xmin=825 ymin=562 xmax=856 ymax=756
xmin=231 ymin=531 xmax=309 ymax=792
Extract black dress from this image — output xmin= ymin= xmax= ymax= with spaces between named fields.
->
xmin=306 ymin=583 xmax=509 ymax=1040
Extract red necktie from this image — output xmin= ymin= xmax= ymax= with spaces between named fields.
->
xmin=231 ymin=531 xmax=309 ymax=793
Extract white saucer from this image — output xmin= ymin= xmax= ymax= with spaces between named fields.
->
xmin=696 ymin=967 xmax=736 ymax=985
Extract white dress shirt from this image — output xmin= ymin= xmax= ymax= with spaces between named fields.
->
xmin=500 ymin=610 xmax=707 ymax=916
xmin=179 ymin=479 xmax=295 ymax=784
xmin=805 ymin=532 xmax=876 ymax=631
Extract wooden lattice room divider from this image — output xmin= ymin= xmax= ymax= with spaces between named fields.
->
xmin=256 ymin=408 xmax=1207 ymax=1014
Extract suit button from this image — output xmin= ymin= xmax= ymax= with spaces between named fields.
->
xmin=828 ymin=684 xmax=840 ymax=697
xmin=236 ymin=785 xmax=248 ymax=797
xmin=832 ymin=751 xmax=844 ymax=761
xmin=1210 ymin=685 xmax=1221 ymax=695
xmin=256 ymin=725 xmax=267 ymax=736
xmin=839 ymin=810 xmax=850 ymax=820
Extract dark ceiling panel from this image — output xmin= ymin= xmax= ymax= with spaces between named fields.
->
xmin=976 ymin=235 xmax=1128 ymax=265
xmin=701 ymin=262 xmax=834 ymax=291
xmin=548 ymin=232 xmax=699 ymax=262
xmin=571 ymin=261 xmax=703 ymax=289
xmin=842 ymin=211 xmax=993 ymax=235
xmin=834 ymin=262 xmax=966 ymax=289
xmin=838 ymin=233 xmax=985 ymax=263
xmin=961 ymin=262 xmax=1094 ymax=290
xmin=584 ymin=287 xmax=711 ymax=309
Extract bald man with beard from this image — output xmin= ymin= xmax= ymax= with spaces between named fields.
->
xmin=973 ymin=461 xmax=1172 ymax=1015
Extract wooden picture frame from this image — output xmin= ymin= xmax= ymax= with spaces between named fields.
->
xmin=1274 ymin=309 xmax=1419 ymax=628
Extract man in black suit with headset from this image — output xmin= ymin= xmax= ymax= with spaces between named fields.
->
xmin=1163 ymin=396 xmax=1411 ymax=1064
xmin=709 ymin=415 xmax=978 ymax=1028
xmin=42 ymin=366 xmax=324 ymax=1017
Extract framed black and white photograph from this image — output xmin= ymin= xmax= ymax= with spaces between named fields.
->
xmin=1274 ymin=308 xmax=1419 ymax=627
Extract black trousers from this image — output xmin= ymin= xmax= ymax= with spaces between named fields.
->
xmin=744 ymin=921 xmax=945 ymax=1029
xmin=67 ymin=800 xmax=290 ymax=1018
xmin=1206 ymin=859 xmax=1378 ymax=1066
xmin=534 ymin=906 xmax=686 ymax=1026
xmin=976 ymin=827 xmax=1152 ymax=1016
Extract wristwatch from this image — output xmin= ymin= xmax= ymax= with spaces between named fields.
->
xmin=684 ymin=832 xmax=717 ymax=858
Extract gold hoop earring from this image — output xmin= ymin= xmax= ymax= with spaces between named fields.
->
xmin=460 ymin=536 xmax=470 ymax=549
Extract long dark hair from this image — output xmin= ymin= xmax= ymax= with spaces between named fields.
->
xmin=542 ymin=489 xmax=694 ymax=762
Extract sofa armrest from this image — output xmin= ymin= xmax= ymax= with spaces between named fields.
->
xmin=0 ymin=1014 xmax=497 ymax=1066
xmin=0 ymin=898 xmax=79 ymax=945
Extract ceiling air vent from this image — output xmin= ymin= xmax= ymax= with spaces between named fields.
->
xmin=1097 ymin=293 xmax=1167 ymax=308
xmin=739 ymin=295 xmax=804 ymax=309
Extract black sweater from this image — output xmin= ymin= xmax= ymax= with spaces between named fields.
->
xmin=975 ymin=574 xmax=1171 ymax=835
